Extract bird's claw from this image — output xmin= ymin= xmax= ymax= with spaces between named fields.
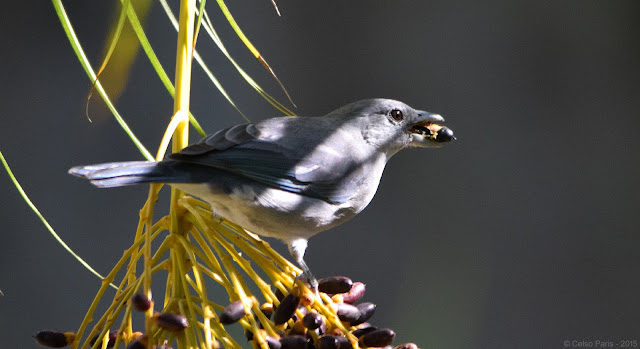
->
xmin=295 ymin=271 xmax=319 ymax=298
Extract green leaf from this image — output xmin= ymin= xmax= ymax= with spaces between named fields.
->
xmin=0 ymin=150 xmax=116 ymax=289
xmin=51 ymin=0 xmax=154 ymax=160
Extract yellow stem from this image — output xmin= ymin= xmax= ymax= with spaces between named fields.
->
xmin=172 ymin=0 xmax=194 ymax=152
xmin=164 ymin=1 xmax=195 ymax=346
xmin=73 ymin=238 xmax=145 ymax=349
xmin=169 ymin=0 xmax=195 ymax=231
xmin=143 ymin=184 xmax=162 ymax=336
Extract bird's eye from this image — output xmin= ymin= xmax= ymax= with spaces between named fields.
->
xmin=390 ymin=109 xmax=404 ymax=121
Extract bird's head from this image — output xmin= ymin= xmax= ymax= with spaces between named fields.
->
xmin=329 ymin=99 xmax=455 ymax=156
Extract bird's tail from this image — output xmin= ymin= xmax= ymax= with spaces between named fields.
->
xmin=69 ymin=161 xmax=179 ymax=188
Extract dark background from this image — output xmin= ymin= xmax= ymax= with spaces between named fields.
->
xmin=1 ymin=1 xmax=639 ymax=348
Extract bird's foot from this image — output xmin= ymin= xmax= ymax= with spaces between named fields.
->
xmin=294 ymin=271 xmax=319 ymax=298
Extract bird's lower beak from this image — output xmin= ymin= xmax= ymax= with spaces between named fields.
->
xmin=408 ymin=111 xmax=456 ymax=148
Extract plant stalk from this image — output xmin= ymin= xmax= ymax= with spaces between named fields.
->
xmin=168 ymin=1 xmax=196 ymax=347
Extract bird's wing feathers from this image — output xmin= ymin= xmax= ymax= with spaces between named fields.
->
xmin=179 ymin=123 xmax=261 ymax=155
xmin=170 ymin=120 xmax=362 ymax=204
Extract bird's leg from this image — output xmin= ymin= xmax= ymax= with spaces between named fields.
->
xmin=295 ymin=256 xmax=319 ymax=295
xmin=287 ymin=238 xmax=319 ymax=295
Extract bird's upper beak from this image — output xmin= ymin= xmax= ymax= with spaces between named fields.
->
xmin=408 ymin=111 xmax=456 ymax=148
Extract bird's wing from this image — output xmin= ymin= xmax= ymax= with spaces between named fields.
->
xmin=170 ymin=120 xmax=362 ymax=204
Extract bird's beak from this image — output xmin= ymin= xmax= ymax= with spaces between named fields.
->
xmin=408 ymin=111 xmax=456 ymax=148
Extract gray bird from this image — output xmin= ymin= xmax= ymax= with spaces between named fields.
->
xmin=69 ymin=98 xmax=455 ymax=289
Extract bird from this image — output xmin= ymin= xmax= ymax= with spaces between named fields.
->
xmin=69 ymin=98 xmax=455 ymax=290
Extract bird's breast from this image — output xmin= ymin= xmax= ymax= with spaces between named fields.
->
xmin=173 ymin=182 xmax=359 ymax=241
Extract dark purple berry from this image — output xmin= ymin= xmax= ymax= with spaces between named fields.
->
xmin=360 ymin=328 xmax=396 ymax=347
xmin=154 ymin=313 xmax=189 ymax=332
xmin=319 ymin=335 xmax=352 ymax=349
xmin=273 ymin=294 xmax=300 ymax=325
xmin=333 ymin=303 xmax=361 ymax=323
xmin=351 ymin=302 xmax=376 ymax=326
xmin=131 ymin=293 xmax=152 ymax=312
xmin=318 ymin=276 xmax=353 ymax=294
xmin=342 ymin=282 xmax=366 ymax=304
xmin=219 ymin=300 xmax=246 ymax=324
xmin=33 ymin=331 xmax=75 ymax=348
xmin=281 ymin=335 xmax=309 ymax=349
xmin=125 ymin=335 xmax=147 ymax=349
xmin=302 ymin=312 xmax=323 ymax=330
xmin=266 ymin=336 xmax=282 ymax=349
xmin=352 ymin=326 xmax=378 ymax=338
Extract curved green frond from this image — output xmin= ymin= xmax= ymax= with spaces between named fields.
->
xmin=159 ymin=0 xmax=294 ymax=116
xmin=215 ymin=0 xmax=297 ymax=109
xmin=0 ymin=150 xmax=116 ymax=289
xmin=119 ymin=0 xmax=207 ymax=137
xmin=201 ymin=7 xmax=295 ymax=116
xmin=160 ymin=0 xmax=249 ymax=122
xmin=51 ymin=0 xmax=154 ymax=160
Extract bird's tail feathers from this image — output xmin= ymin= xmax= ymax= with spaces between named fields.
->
xmin=69 ymin=161 xmax=176 ymax=188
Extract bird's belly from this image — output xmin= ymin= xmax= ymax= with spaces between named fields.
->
xmin=173 ymin=183 xmax=357 ymax=242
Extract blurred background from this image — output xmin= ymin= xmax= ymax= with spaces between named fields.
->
xmin=1 ymin=1 xmax=639 ymax=348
